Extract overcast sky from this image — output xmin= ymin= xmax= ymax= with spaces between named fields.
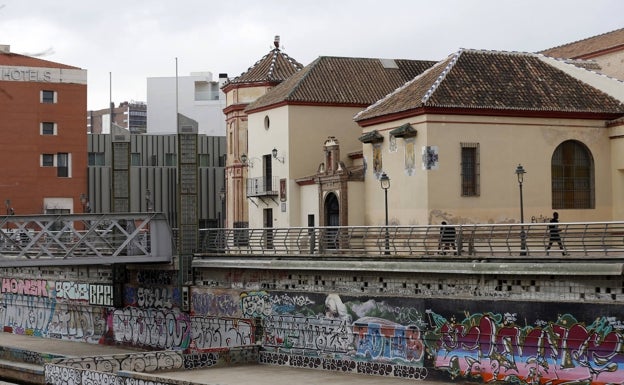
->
xmin=2 ymin=0 xmax=623 ymax=110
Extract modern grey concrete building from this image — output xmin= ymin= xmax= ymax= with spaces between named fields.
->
xmin=87 ymin=129 xmax=226 ymax=228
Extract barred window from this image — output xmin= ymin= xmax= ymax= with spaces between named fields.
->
xmin=552 ymin=140 xmax=594 ymax=209
xmin=461 ymin=143 xmax=480 ymax=196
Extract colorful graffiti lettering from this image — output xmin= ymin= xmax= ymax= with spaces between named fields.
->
xmin=353 ymin=316 xmax=425 ymax=364
xmin=2 ymin=278 xmax=50 ymax=297
xmin=428 ymin=312 xmax=624 ymax=385
xmin=240 ymin=291 xmax=272 ymax=318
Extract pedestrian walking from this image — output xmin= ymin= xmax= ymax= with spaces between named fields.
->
xmin=546 ymin=212 xmax=567 ymax=256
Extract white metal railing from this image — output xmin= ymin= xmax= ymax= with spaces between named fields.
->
xmin=0 ymin=213 xmax=173 ymax=266
xmin=198 ymin=222 xmax=624 ymax=260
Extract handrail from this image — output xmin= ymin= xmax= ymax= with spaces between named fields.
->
xmin=0 ymin=213 xmax=173 ymax=266
xmin=197 ymin=222 xmax=624 ymax=260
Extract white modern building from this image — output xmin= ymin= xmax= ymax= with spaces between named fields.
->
xmin=147 ymin=71 xmax=227 ymax=136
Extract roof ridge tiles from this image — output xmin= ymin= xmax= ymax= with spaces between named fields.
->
xmin=540 ymin=27 xmax=624 ymax=53
xmin=355 ymin=48 xmax=624 ymax=123
xmin=354 ymin=52 xmax=459 ymax=120
xmin=225 ymin=46 xmax=304 ymax=86
xmin=422 ymin=49 xmax=463 ymax=104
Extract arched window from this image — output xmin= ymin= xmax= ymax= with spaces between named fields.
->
xmin=551 ymin=140 xmax=594 ymax=209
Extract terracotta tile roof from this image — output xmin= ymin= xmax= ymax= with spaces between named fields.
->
xmin=0 ymin=51 xmax=80 ymax=69
xmin=539 ymin=28 xmax=624 ymax=59
xmin=245 ymin=56 xmax=437 ymax=112
xmin=355 ymin=49 xmax=624 ymax=122
xmin=224 ymin=38 xmax=303 ymax=86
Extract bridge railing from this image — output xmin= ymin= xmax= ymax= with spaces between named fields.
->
xmin=0 ymin=213 xmax=173 ymax=266
xmin=198 ymin=222 xmax=624 ymax=259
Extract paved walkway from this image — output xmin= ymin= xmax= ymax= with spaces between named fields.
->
xmin=144 ymin=365 xmax=433 ymax=385
xmin=0 ymin=333 xmax=446 ymax=385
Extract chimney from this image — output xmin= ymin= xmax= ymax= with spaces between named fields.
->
xmin=0 ymin=45 xmax=10 ymax=53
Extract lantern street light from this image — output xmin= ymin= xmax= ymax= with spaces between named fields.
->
xmin=515 ymin=164 xmax=527 ymax=255
xmin=380 ymin=172 xmax=390 ymax=255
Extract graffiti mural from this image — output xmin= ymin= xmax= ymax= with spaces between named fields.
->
xmin=192 ymin=291 xmax=239 ymax=317
xmin=190 ymin=316 xmax=254 ymax=350
xmin=246 ymin=291 xmax=428 ymax=368
xmin=426 ymin=311 xmax=624 ymax=385
xmin=353 ymin=317 xmax=425 ymax=363
xmin=124 ymin=286 xmax=176 ymax=309
xmin=111 ymin=307 xmax=191 ymax=350
xmin=263 ymin=314 xmax=353 ymax=353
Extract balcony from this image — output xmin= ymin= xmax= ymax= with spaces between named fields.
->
xmin=246 ymin=176 xmax=279 ymax=197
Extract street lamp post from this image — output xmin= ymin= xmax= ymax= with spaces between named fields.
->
xmin=4 ymin=199 xmax=11 ymax=232
xmin=380 ymin=172 xmax=390 ymax=255
xmin=515 ymin=164 xmax=527 ymax=256
xmin=219 ymin=187 xmax=226 ymax=229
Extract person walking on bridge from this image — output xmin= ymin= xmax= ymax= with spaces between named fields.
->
xmin=546 ymin=212 xmax=567 ymax=256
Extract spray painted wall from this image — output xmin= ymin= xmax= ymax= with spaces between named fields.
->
xmin=1 ymin=268 xmax=623 ymax=385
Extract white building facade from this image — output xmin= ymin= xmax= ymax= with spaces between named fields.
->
xmin=147 ymin=71 xmax=227 ymax=136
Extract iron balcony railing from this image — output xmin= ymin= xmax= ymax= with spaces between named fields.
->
xmin=0 ymin=213 xmax=173 ymax=266
xmin=198 ymin=221 xmax=624 ymax=260
xmin=246 ymin=176 xmax=279 ymax=197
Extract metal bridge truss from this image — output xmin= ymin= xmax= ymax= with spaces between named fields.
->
xmin=0 ymin=213 xmax=173 ymax=267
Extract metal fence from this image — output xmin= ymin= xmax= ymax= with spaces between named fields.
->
xmin=198 ymin=222 xmax=624 ymax=260
xmin=0 ymin=213 xmax=173 ymax=266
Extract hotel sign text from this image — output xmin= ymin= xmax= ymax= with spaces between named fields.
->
xmin=1 ymin=67 xmax=52 ymax=82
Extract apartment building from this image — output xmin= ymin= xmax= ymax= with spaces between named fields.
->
xmin=88 ymin=101 xmax=147 ymax=134
xmin=0 ymin=44 xmax=88 ymax=215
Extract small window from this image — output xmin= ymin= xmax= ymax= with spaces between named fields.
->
xmin=131 ymin=153 xmax=141 ymax=166
xmin=165 ymin=153 xmax=177 ymax=166
xmin=42 ymin=154 xmax=54 ymax=167
xmin=88 ymin=152 xmax=105 ymax=166
xmin=264 ymin=115 xmax=270 ymax=130
xmin=461 ymin=143 xmax=480 ymax=196
xmin=41 ymin=122 xmax=56 ymax=135
xmin=199 ymin=154 xmax=209 ymax=167
xmin=41 ymin=90 xmax=56 ymax=104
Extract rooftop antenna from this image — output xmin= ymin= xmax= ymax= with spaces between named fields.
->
xmin=175 ymin=57 xmax=179 ymax=131
xmin=109 ymin=72 xmax=112 ymax=133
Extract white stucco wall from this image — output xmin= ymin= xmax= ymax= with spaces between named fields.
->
xmin=247 ymin=104 xmax=365 ymax=228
